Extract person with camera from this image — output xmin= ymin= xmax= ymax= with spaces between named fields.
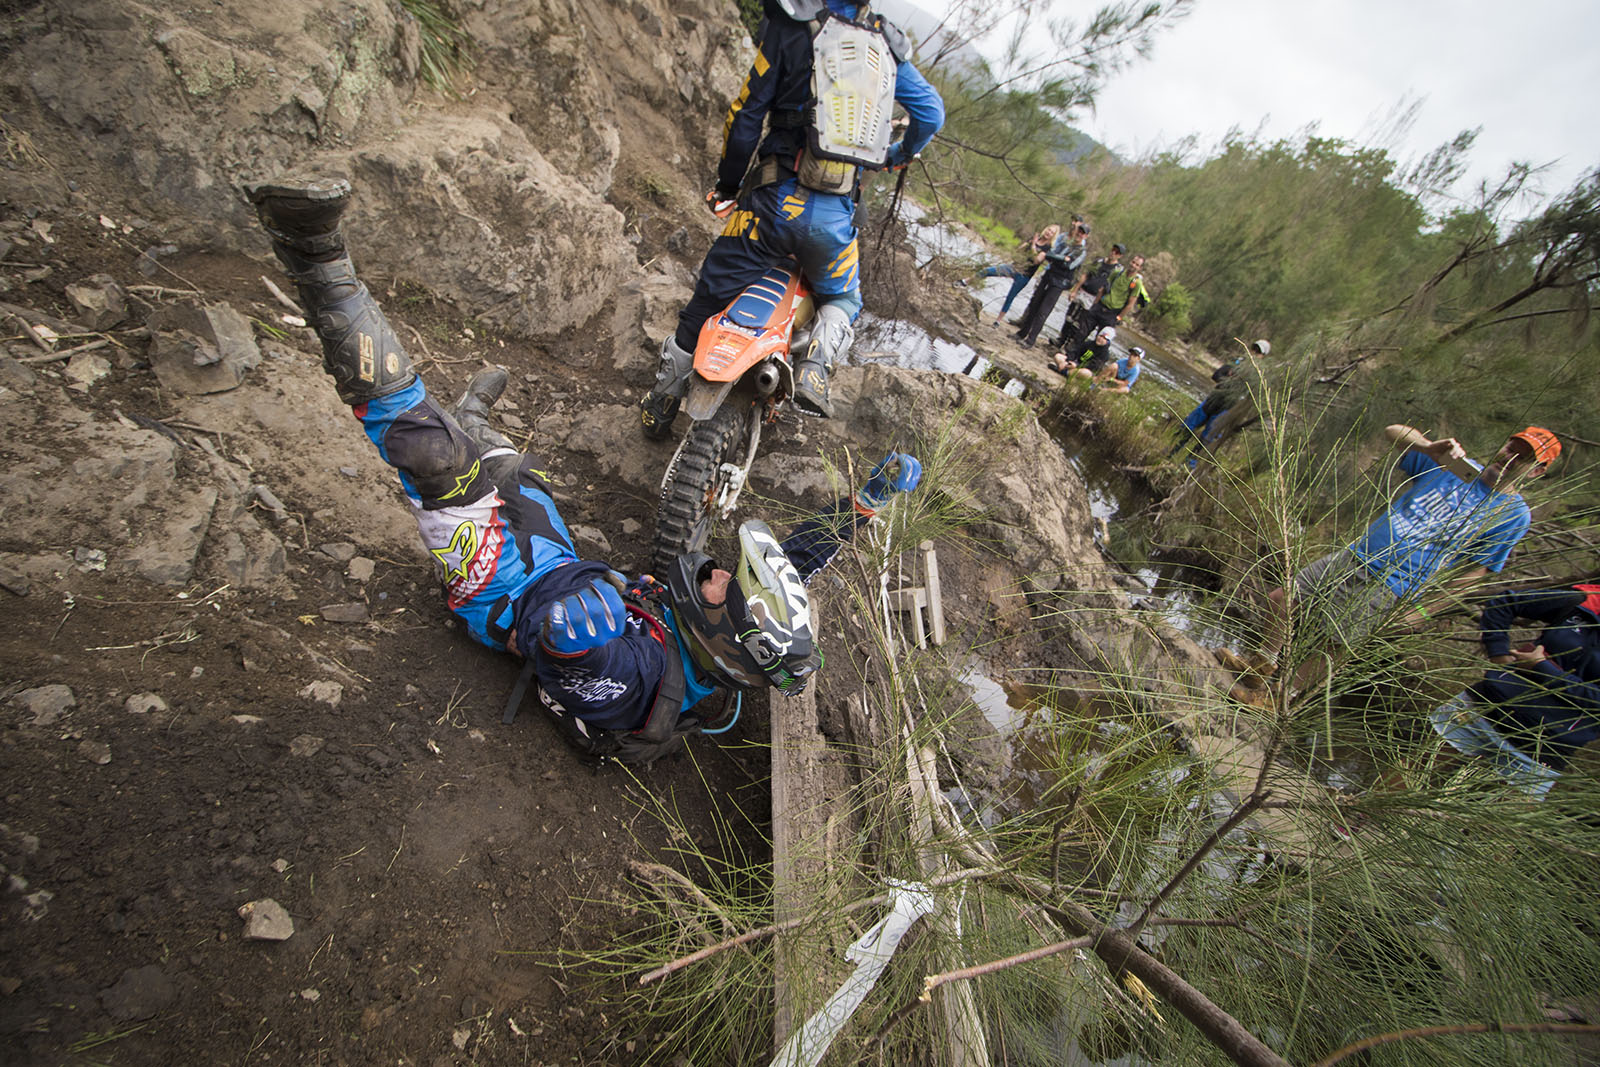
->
xmin=1012 ymin=216 xmax=1091 ymax=347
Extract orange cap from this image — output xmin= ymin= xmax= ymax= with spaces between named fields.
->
xmin=1510 ymin=426 xmax=1561 ymax=465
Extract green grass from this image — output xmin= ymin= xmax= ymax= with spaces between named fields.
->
xmin=397 ymin=0 xmax=475 ymax=96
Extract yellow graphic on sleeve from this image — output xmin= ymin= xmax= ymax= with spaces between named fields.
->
xmin=431 ymin=520 xmax=479 ymax=583
xmin=437 ymin=458 xmax=481 ymax=502
xmin=780 ymin=193 xmax=808 ymax=220
xmin=722 ymin=47 xmax=771 ymax=147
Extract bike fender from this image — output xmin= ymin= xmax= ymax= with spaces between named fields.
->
xmin=684 ymin=377 xmax=737 ymax=422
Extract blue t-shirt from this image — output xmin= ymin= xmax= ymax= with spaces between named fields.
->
xmin=1114 ymin=358 xmax=1141 ymax=388
xmin=1350 ymin=450 xmax=1531 ymax=597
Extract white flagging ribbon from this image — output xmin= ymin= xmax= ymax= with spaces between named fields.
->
xmin=769 ymin=880 xmax=936 ymax=1067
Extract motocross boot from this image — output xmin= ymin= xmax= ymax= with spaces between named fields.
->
xmin=639 ymin=391 xmax=681 ymax=441
xmin=792 ymin=302 xmax=852 ymax=419
xmin=791 ymin=358 xmax=832 ymax=418
xmin=639 ymin=334 xmax=694 ymax=441
xmin=244 ymin=177 xmax=416 ymax=404
xmin=450 ymin=365 xmax=514 ymax=454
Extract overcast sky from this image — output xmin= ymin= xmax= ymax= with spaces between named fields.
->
xmin=936 ymin=0 xmax=1599 ymax=210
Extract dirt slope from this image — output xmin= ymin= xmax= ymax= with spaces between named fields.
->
xmin=0 ymin=3 xmax=1223 ymax=1063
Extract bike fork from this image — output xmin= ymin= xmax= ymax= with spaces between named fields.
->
xmin=713 ymin=407 xmax=764 ymax=520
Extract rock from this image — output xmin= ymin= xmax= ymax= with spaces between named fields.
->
xmin=300 ymin=987 xmax=321 ymax=1002
xmin=289 ymin=734 xmax=326 ymax=757
xmin=0 ymin=976 xmax=20 ymax=995
xmin=147 ymin=302 xmax=261 ymax=395
xmin=238 ymin=898 xmax=294 ymax=941
xmin=319 ymin=542 xmax=357 ymax=563
xmin=346 ymin=557 xmax=375 ymax=582
xmin=215 ymin=525 xmax=287 ymax=588
xmin=0 ymin=352 xmax=37 ymax=394
xmin=500 ymin=412 xmax=525 ymax=430
xmin=297 ymin=681 xmax=343 ymax=707
xmin=320 ymin=602 xmax=369 ymax=624
xmin=252 ymin=485 xmax=289 ymax=522
xmin=136 ymin=245 xmax=178 ymax=277
xmin=78 ymin=740 xmax=112 ymax=765
xmin=64 ymin=351 xmax=111 ymax=390
xmin=231 ymin=714 xmax=264 ymax=726
xmin=100 ymin=964 xmax=176 ymax=1022
xmin=74 ymin=547 xmax=107 ymax=572
xmin=123 ymin=486 xmax=217 ymax=585
xmin=64 ymin=274 xmax=128 ymax=330
xmin=13 ymin=684 xmax=75 ymax=726
xmin=0 ymin=568 xmax=28 ymax=596
xmin=621 ymin=518 xmax=642 ymax=536
xmin=125 ymin=692 xmax=169 ymax=715
xmin=569 ymin=525 xmax=612 ymax=554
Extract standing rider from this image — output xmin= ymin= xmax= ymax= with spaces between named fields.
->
xmin=639 ymin=0 xmax=945 ymax=438
xmin=246 ymin=178 xmax=923 ymax=764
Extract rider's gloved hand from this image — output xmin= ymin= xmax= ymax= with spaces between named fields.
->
xmin=706 ymin=189 xmax=737 ymax=219
xmin=856 ymin=452 xmax=922 ymax=512
xmin=539 ymin=578 xmax=627 ymax=657
xmin=880 ymin=142 xmax=916 ymax=172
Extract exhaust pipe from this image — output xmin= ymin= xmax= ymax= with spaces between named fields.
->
xmin=754 ymin=360 xmax=782 ymax=398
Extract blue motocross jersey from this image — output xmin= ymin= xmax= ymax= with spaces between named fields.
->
xmin=356 ymin=380 xmax=581 ymax=651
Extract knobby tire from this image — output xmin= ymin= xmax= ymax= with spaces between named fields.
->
xmin=653 ymin=404 xmax=749 ymax=574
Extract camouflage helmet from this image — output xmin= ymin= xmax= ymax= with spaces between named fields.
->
xmin=666 ymin=521 xmax=820 ymax=694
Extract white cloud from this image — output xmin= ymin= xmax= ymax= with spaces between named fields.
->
xmin=931 ymin=0 xmax=1600 ymax=203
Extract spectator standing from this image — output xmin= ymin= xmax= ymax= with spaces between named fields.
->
xmin=1061 ymin=243 xmax=1125 ymax=350
xmin=1012 ymin=217 xmax=1091 ymax=347
xmin=971 ymin=223 xmax=1058 ymax=327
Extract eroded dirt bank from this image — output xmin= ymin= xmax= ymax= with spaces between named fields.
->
xmin=0 ymin=2 xmax=1223 ymax=1063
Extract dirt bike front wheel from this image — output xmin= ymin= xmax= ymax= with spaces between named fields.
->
xmin=653 ymin=403 xmax=750 ymax=574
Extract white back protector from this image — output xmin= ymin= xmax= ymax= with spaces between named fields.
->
xmin=808 ymin=16 xmax=896 ymax=167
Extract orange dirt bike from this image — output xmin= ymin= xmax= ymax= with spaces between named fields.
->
xmin=653 ymin=260 xmax=816 ymax=571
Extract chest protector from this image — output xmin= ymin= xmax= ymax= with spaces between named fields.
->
xmin=797 ymin=14 xmax=897 ymax=193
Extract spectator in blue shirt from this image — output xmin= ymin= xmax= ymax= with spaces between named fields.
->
xmin=1094 ymin=347 xmax=1143 ymax=393
xmin=1229 ymin=424 xmax=1560 ymax=705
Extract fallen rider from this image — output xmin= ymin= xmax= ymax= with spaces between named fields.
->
xmin=245 ymin=177 xmax=922 ymax=764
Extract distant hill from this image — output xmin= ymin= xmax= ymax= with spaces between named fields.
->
xmin=873 ymin=0 xmax=1112 ymax=167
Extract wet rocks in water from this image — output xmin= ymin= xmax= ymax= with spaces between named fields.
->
xmin=237 ymin=898 xmax=294 ymax=941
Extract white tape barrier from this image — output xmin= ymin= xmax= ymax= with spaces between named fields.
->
xmin=769 ymin=880 xmax=936 ymax=1067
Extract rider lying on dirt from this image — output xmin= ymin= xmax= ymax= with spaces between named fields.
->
xmin=246 ymin=177 xmax=922 ymax=764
